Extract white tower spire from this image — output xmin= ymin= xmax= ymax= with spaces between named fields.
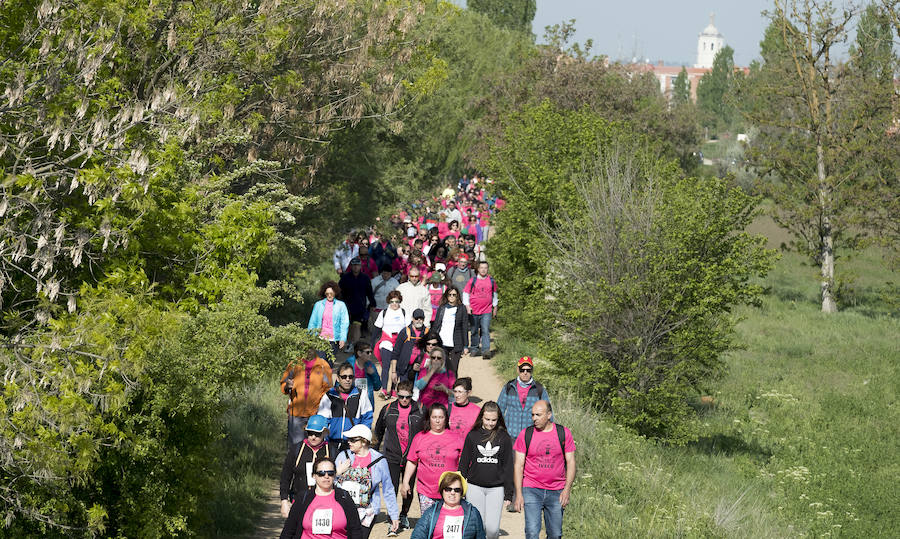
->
xmin=695 ymin=12 xmax=724 ymax=69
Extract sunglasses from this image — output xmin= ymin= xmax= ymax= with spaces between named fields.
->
xmin=358 ymin=350 xmax=373 ymax=355
xmin=339 ymin=374 xmax=355 ymax=380
xmin=389 ymin=300 xmax=401 ymax=304
xmin=305 ymin=430 xmax=323 ymax=437
xmin=519 ymin=367 xmax=533 ymax=373
xmin=349 ymin=437 xmax=368 ymax=443
xmin=430 ymin=355 xmax=443 ymax=360
xmin=397 ymin=394 xmax=413 ymax=399
xmin=442 ymin=487 xmax=463 ymax=493
xmin=314 ymin=470 xmax=337 ymax=477
xmin=426 ymin=341 xmax=439 ymax=347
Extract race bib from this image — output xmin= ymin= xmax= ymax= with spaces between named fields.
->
xmin=311 ymin=508 xmax=333 ymax=534
xmin=305 ymin=462 xmax=314 ymax=486
xmin=354 ymin=377 xmax=367 ymax=394
xmin=342 ymin=480 xmax=362 ymax=505
xmin=443 ymin=515 xmax=464 ymax=539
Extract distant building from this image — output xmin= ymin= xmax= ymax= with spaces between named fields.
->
xmin=629 ymin=14 xmax=747 ymax=103
xmin=695 ymin=13 xmax=724 ymax=69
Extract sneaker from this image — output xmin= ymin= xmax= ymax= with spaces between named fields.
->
xmin=386 ymin=530 xmax=398 ymax=537
xmin=482 ymin=353 xmax=491 ymax=360
xmin=469 ymin=348 xmax=482 ymax=357
xmin=399 ymin=515 xmax=410 ymax=531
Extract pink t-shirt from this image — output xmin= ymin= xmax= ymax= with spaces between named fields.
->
xmin=320 ymin=300 xmax=335 ymax=340
xmin=465 ymin=275 xmax=496 ymax=315
xmin=407 ymin=430 xmax=463 ymax=499
xmin=517 ymin=383 xmax=530 ymax=408
xmin=352 ymin=453 xmax=372 ymax=468
xmin=448 ymin=402 xmax=481 ymax=437
xmin=396 ymin=404 xmax=412 ymax=452
xmin=433 ymin=505 xmax=465 ymax=539
xmin=301 ymin=490 xmax=348 ymax=539
xmin=418 ymin=371 xmax=455 ymax=410
xmin=513 ymin=425 xmax=576 ymax=491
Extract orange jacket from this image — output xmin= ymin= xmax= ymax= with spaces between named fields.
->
xmin=281 ymin=358 xmax=333 ymax=417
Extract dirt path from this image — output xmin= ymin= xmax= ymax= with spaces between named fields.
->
xmin=250 ymin=350 xmax=526 ymax=538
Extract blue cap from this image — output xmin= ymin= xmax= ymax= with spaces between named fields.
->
xmin=306 ymin=415 xmax=328 ymax=432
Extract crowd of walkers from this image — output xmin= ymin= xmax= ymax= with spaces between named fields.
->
xmin=278 ymin=180 xmax=576 ymax=539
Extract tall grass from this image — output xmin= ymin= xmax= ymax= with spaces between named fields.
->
xmin=491 ymin=242 xmax=898 ymax=537
xmin=205 ymin=379 xmax=287 ymax=537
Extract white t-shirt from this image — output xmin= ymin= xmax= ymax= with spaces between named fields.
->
xmin=375 ymin=307 xmax=409 ymax=334
xmin=438 ymin=306 xmax=458 ymax=348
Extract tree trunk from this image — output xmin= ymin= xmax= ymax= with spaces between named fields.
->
xmin=817 ymin=142 xmax=838 ymax=313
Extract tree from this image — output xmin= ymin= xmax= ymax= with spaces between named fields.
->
xmin=0 ymin=0 xmax=428 ymax=534
xmin=736 ymin=0 xmax=895 ymax=312
xmin=673 ymin=67 xmax=692 ymax=105
xmin=468 ymin=0 xmax=536 ymax=34
xmin=696 ymin=45 xmax=739 ymax=131
xmin=487 ymin=103 xmax=775 ymax=442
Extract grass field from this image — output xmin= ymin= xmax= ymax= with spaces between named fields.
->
xmin=491 ymin=225 xmax=898 ymax=537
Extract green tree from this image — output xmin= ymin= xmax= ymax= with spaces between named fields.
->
xmin=0 ymin=0 xmax=429 ymax=534
xmin=736 ymin=0 xmax=895 ymax=312
xmin=696 ymin=45 xmax=739 ymax=131
xmin=487 ymin=103 xmax=775 ymax=442
xmin=672 ymin=67 xmax=692 ymax=105
xmin=468 ymin=0 xmax=537 ymax=34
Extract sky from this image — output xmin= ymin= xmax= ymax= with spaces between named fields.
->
xmin=452 ymin=1 xmax=781 ymax=67
xmin=530 ymin=1 xmax=773 ymax=66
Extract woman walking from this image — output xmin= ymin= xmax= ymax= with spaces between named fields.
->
xmin=410 ymin=471 xmax=486 ymax=539
xmin=335 ymin=425 xmax=400 ymax=538
xmin=280 ymin=456 xmax=363 ymax=539
xmin=399 ymin=403 xmax=464 ymax=513
xmin=457 ymin=402 xmax=513 ymax=539
xmin=430 ymin=286 xmax=468 ymax=375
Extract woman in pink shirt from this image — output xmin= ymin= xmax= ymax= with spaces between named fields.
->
xmin=409 ymin=471 xmax=486 ymax=539
xmin=414 ymin=347 xmax=455 ymax=410
xmin=279 ymin=457 xmax=363 ymax=539
xmin=399 ymin=403 xmax=464 ymax=513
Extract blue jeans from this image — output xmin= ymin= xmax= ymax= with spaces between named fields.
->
xmin=523 ymin=487 xmax=563 ymax=539
xmin=470 ymin=312 xmax=492 ymax=355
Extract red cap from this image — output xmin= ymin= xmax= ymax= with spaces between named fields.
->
xmin=457 ymin=253 xmax=469 ymax=261
xmin=517 ymin=356 xmax=533 ymax=368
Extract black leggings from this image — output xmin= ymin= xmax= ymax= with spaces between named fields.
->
xmin=388 ymin=460 xmax=416 ymax=517
xmin=443 ymin=346 xmax=462 ymax=376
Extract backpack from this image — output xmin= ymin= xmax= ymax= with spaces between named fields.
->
xmin=336 ymin=450 xmax=386 ymax=507
xmin=464 ymin=275 xmax=496 ymax=296
xmin=523 ymin=424 xmax=568 ymax=471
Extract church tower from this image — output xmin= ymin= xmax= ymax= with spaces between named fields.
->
xmin=695 ymin=13 xmax=724 ymax=68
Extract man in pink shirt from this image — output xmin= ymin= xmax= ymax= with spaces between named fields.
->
xmin=462 ymin=260 xmax=498 ymax=360
xmin=512 ymin=400 xmax=576 ymax=539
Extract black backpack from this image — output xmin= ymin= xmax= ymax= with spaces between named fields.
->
xmin=523 ymin=423 xmax=568 ymax=470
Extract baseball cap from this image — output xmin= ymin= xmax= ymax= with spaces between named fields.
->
xmin=435 ymin=262 xmax=447 ymax=272
xmin=412 ymin=308 xmax=426 ymax=320
xmin=343 ymin=424 xmax=372 ymax=442
xmin=350 ymin=257 xmax=361 ymax=265
xmin=306 ymin=415 xmax=328 ymax=432
xmin=517 ymin=356 xmax=534 ymax=368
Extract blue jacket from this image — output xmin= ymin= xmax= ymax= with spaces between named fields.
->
xmin=317 ymin=386 xmax=374 ymax=441
xmin=349 ymin=357 xmax=382 ymax=405
xmin=411 ymin=500 xmax=485 ymax=539
xmin=496 ymin=378 xmax=551 ymax=439
xmin=334 ymin=448 xmax=400 ymax=521
xmin=308 ymin=298 xmax=349 ymax=343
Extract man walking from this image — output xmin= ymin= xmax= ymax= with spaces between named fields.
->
xmin=497 ymin=356 xmax=551 ymax=439
xmin=338 ymin=257 xmax=375 ymax=352
xmin=513 ymin=400 xmax=576 ymax=539
xmin=395 ymin=267 xmax=432 ymax=324
xmin=463 ymin=260 xmax=497 ymax=359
